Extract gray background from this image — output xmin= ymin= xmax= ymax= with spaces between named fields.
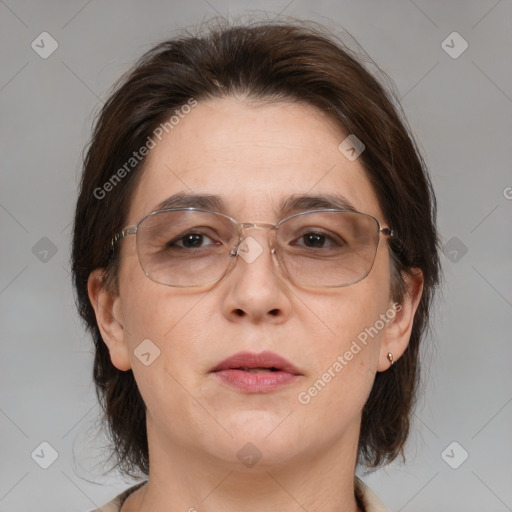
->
xmin=1 ymin=0 xmax=511 ymax=511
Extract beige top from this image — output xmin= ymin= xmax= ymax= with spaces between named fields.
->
xmin=90 ymin=477 xmax=388 ymax=512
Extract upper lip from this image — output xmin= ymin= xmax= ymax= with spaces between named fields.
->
xmin=210 ymin=351 xmax=302 ymax=375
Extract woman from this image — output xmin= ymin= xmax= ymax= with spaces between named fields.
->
xmin=72 ymin=19 xmax=440 ymax=512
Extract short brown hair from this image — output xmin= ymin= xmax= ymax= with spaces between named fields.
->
xmin=72 ymin=19 xmax=441 ymax=477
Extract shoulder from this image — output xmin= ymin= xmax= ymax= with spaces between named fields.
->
xmin=88 ymin=481 xmax=147 ymax=512
xmin=89 ymin=478 xmax=387 ymax=512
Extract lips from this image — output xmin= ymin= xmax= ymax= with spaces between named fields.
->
xmin=210 ymin=351 xmax=301 ymax=375
xmin=210 ymin=351 xmax=302 ymax=393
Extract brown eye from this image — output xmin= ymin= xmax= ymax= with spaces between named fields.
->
xmin=166 ymin=231 xmax=219 ymax=250
xmin=302 ymin=233 xmax=326 ymax=248
xmin=293 ymin=231 xmax=344 ymax=249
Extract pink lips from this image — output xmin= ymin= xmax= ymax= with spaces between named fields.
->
xmin=210 ymin=351 xmax=302 ymax=393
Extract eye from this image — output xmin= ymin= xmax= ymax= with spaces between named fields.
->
xmin=293 ymin=231 xmax=344 ymax=249
xmin=167 ymin=231 xmax=219 ymax=250
xmin=300 ymin=232 xmax=328 ymax=248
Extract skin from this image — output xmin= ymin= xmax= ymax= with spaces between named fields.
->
xmin=89 ymin=97 xmax=423 ymax=512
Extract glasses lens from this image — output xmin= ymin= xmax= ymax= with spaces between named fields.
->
xmin=277 ymin=211 xmax=380 ymax=287
xmin=136 ymin=210 xmax=237 ymax=286
xmin=134 ymin=209 xmax=382 ymax=288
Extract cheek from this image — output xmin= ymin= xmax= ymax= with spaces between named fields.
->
xmin=296 ymin=307 xmax=385 ymax=420
xmin=116 ymin=256 xmax=210 ymax=391
xmin=310 ymin=246 xmax=391 ymax=349
xmin=296 ymin=249 xmax=392 ymax=407
xmin=117 ymin=279 xmax=212 ymax=422
xmin=118 ymin=249 xmax=206 ymax=338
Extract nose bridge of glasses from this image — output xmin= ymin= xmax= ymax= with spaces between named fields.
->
xmin=235 ymin=222 xmax=277 ymax=255
xmin=238 ymin=221 xmax=276 ymax=231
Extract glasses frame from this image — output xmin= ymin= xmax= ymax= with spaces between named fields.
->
xmin=109 ymin=207 xmax=394 ymax=288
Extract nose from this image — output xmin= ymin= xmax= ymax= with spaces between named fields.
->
xmin=220 ymin=227 xmax=292 ymax=323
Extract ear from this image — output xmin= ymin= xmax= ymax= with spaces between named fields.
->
xmin=87 ymin=268 xmax=132 ymax=371
xmin=377 ymin=268 xmax=424 ymax=372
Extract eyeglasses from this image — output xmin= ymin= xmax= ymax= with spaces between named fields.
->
xmin=110 ymin=208 xmax=393 ymax=288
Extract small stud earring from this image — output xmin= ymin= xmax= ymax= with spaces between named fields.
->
xmin=387 ymin=353 xmax=394 ymax=367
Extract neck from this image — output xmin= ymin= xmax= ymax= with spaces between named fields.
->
xmin=122 ymin=423 xmax=363 ymax=512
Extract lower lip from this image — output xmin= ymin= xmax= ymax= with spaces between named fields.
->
xmin=212 ymin=369 xmax=301 ymax=393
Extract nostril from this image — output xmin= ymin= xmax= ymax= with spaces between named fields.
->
xmin=268 ymin=309 xmax=279 ymax=316
xmin=235 ymin=308 xmax=245 ymax=317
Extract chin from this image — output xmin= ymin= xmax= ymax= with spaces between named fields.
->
xmin=213 ymin=411 xmax=306 ymax=466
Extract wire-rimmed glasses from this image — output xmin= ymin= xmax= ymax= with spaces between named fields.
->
xmin=110 ymin=208 xmax=393 ymax=288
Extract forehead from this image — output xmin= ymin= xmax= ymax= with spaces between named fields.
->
xmin=127 ymin=98 xmax=384 ymax=224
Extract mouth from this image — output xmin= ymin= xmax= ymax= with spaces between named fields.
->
xmin=210 ymin=351 xmax=302 ymax=375
xmin=210 ymin=351 xmax=302 ymax=393
xmin=235 ymin=367 xmax=281 ymax=373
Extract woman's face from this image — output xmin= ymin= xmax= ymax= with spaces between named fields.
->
xmin=93 ymin=98 xmax=412 ymax=470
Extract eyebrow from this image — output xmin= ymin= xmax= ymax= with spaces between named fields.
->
xmin=154 ymin=192 xmax=225 ymax=212
xmin=152 ymin=191 xmax=358 ymax=217
xmin=278 ymin=193 xmax=357 ymax=216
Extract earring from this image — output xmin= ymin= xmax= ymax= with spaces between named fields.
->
xmin=387 ymin=353 xmax=394 ymax=367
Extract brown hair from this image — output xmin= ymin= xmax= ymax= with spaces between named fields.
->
xmin=72 ymin=18 xmax=441 ymax=477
